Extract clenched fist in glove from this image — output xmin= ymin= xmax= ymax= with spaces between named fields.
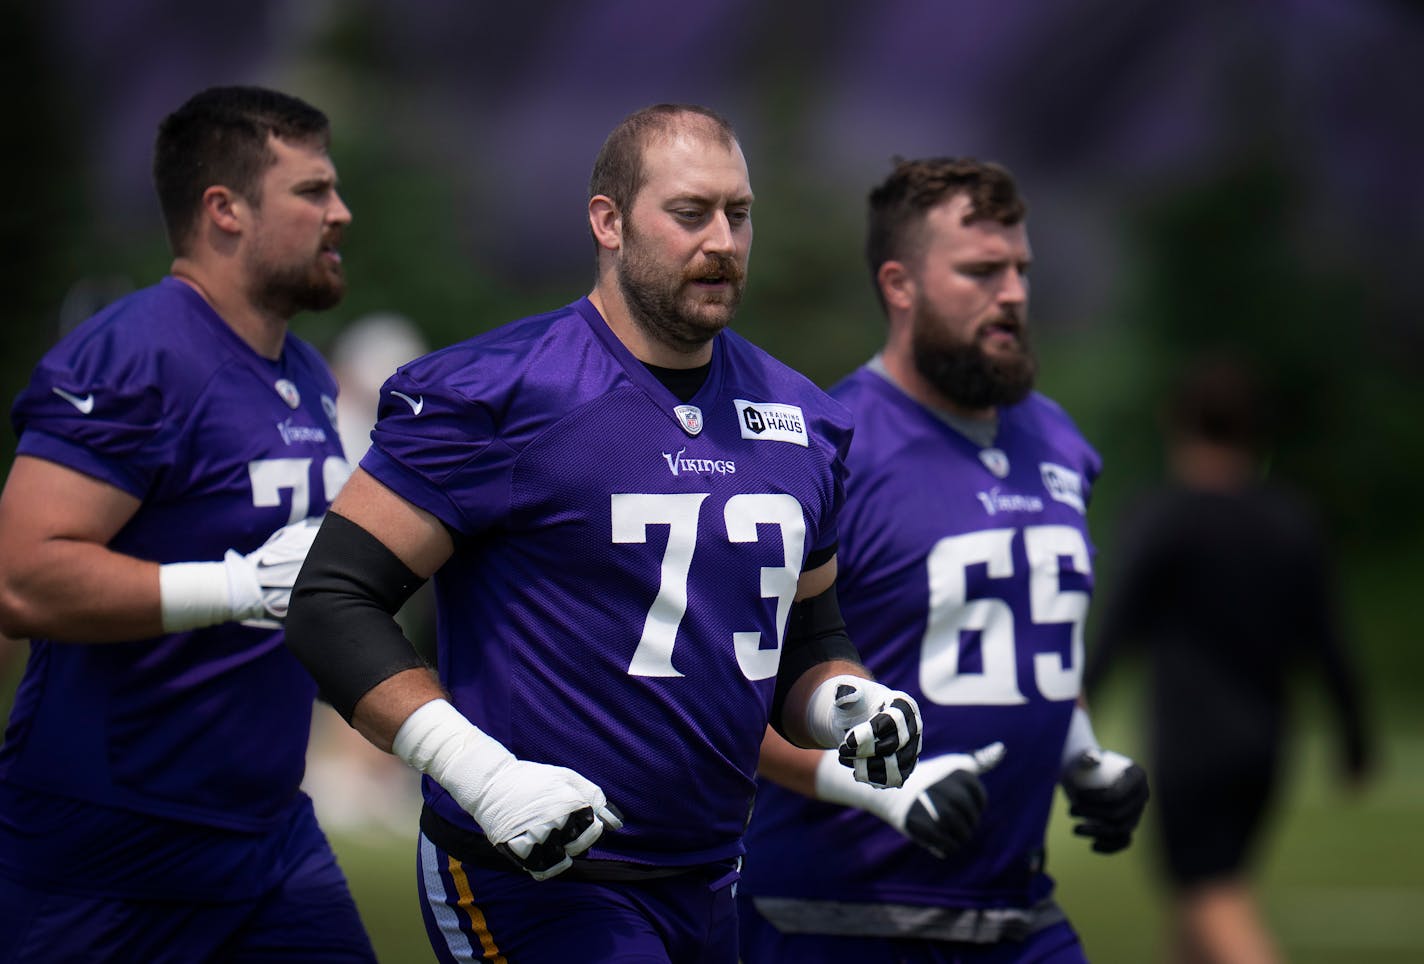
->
xmin=1061 ymin=748 xmax=1149 ymax=854
xmin=394 ymin=698 xmax=623 ymax=880
xmin=805 ymin=675 xmax=923 ymax=788
xmin=159 ymin=516 xmax=324 ymax=631
xmin=816 ymin=742 xmax=1005 ymax=858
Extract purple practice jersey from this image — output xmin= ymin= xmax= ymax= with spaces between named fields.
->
xmin=741 ymin=365 xmax=1101 ymax=913
xmin=363 ymin=298 xmax=852 ymax=867
xmin=0 ymin=278 xmax=349 ymax=835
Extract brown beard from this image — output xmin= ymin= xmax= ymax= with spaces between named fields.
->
xmin=251 ymin=258 xmax=346 ymax=318
xmin=912 ymin=308 xmax=1037 ymax=410
xmin=616 ymin=224 xmax=745 ymax=353
xmin=246 ymin=226 xmax=346 ymax=318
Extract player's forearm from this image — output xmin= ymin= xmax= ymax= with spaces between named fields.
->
xmin=0 ymin=542 xmax=164 ymax=641
xmin=284 ymin=510 xmax=434 ymax=740
xmin=756 ymin=726 xmax=824 ymax=796
xmin=350 ymin=666 xmax=448 ymax=752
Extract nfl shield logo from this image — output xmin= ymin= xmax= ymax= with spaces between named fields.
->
xmin=275 ymin=379 xmax=301 ymax=409
xmin=674 ymin=404 xmax=704 ymax=436
xmin=979 ymin=447 xmax=1010 ymax=478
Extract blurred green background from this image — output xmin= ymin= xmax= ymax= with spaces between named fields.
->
xmin=2 ymin=2 xmax=1421 ymax=960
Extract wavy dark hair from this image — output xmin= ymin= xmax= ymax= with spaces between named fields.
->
xmin=865 ymin=157 xmax=1026 ymax=310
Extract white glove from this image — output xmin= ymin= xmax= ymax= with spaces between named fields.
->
xmin=805 ymin=674 xmax=924 ymax=788
xmin=159 ymin=516 xmax=323 ymax=632
xmin=394 ymin=699 xmax=623 ymax=881
xmin=815 ymin=742 xmax=1005 ymax=858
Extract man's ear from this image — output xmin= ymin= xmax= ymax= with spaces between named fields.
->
xmin=201 ymin=186 xmax=245 ymax=236
xmin=877 ymin=260 xmax=915 ymax=313
xmin=588 ymin=195 xmax=622 ymax=252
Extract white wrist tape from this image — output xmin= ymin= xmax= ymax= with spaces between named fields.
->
xmin=804 ymin=673 xmax=885 ymax=748
xmin=814 ymin=748 xmax=896 ymax=819
xmin=392 ymin=698 xmax=514 ymax=814
xmin=159 ymin=560 xmax=234 ymax=632
xmin=158 ymin=549 xmax=268 ymax=632
xmin=1060 ymin=704 xmax=1103 ymax=773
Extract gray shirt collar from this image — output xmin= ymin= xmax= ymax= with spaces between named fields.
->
xmin=865 ymin=354 xmax=1000 ymax=449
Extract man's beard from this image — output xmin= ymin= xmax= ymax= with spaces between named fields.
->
xmin=617 ymin=228 xmax=745 ymax=354
xmin=912 ymin=305 xmax=1037 ymax=411
xmin=247 ymin=243 xmax=346 ymax=318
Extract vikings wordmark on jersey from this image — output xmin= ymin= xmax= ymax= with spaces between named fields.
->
xmin=742 ymin=364 xmax=1101 ymax=915
xmin=362 ymin=298 xmax=853 ymax=866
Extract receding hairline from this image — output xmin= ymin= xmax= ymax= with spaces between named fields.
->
xmin=647 ymin=110 xmax=738 ymax=152
xmin=588 ymin=105 xmax=740 ymax=203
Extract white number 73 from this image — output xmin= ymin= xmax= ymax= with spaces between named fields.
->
xmin=612 ymin=492 xmax=805 ymax=681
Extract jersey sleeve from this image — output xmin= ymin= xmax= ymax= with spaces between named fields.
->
xmin=361 ymin=345 xmax=518 ymax=537
xmin=11 ymin=319 xmax=178 ymax=498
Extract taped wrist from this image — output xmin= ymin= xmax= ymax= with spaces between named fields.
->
xmin=813 ymin=747 xmax=893 ymax=818
xmin=770 ymin=582 xmax=862 ymax=741
xmin=158 ymin=560 xmax=235 ymax=631
xmin=1060 ymin=704 xmax=1102 ymax=774
xmin=285 ymin=513 xmax=429 ymax=721
xmin=393 ymin=698 xmax=513 ymax=815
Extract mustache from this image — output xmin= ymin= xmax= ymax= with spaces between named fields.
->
xmin=976 ymin=309 xmax=1024 ymax=337
xmin=684 ymin=252 xmax=744 ymax=285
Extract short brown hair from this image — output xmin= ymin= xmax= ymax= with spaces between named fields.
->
xmin=153 ymin=86 xmax=332 ymax=255
xmin=588 ymin=103 xmax=738 ymax=235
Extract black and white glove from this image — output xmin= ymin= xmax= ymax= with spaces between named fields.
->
xmin=805 ymin=675 xmax=923 ymax=788
xmin=394 ymin=699 xmax=623 ymax=881
xmin=816 ymin=742 xmax=1004 ymax=858
xmin=1061 ymin=749 xmax=1149 ymax=854
xmin=159 ymin=516 xmax=323 ymax=631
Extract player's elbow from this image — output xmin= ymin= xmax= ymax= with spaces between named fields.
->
xmin=0 ymin=576 xmax=43 ymax=639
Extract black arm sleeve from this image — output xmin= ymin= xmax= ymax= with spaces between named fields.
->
xmin=770 ymin=581 xmax=863 ymax=743
xmin=803 ymin=540 xmax=837 ymax=573
xmin=285 ymin=512 xmax=431 ymax=722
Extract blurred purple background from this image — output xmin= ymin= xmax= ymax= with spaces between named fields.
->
xmin=22 ymin=0 xmax=1423 ymax=330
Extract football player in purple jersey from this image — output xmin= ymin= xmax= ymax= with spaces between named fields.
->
xmin=285 ymin=104 xmax=923 ymax=964
xmin=737 ymin=158 xmax=1150 ymax=963
xmin=0 ymin=87 xmax=375 ymax=961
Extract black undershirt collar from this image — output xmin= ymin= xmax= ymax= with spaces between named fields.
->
xmin=642 ymin=360 xmax=712 ymax=403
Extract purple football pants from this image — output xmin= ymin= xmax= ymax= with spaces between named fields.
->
xmin=418 ymin=831 xmax=740 ymax=963
xmin=0 ymin=801 xmax=375 ymax=963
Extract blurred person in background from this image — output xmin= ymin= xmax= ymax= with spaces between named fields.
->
xmin=738 ymin=156 xmax=1149 ymax=962
xmin=0 ymin=86 xmax=375 ymax=961
xmin=285 ymin=103 xmax=924 ymax=963
xmin=1085 ymin=352 xmax=1374 ymax=964
xmin=329 ymin=312 xmax=431 ymax=467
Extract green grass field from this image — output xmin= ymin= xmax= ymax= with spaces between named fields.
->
xmin=331 ymin=697 xmax=1424 ymax=963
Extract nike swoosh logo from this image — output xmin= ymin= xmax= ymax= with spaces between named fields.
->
xmin=389 ymin=390 xmax=424 ymax=415
xmin=53 ymin=387 xmax=95 ymax=414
